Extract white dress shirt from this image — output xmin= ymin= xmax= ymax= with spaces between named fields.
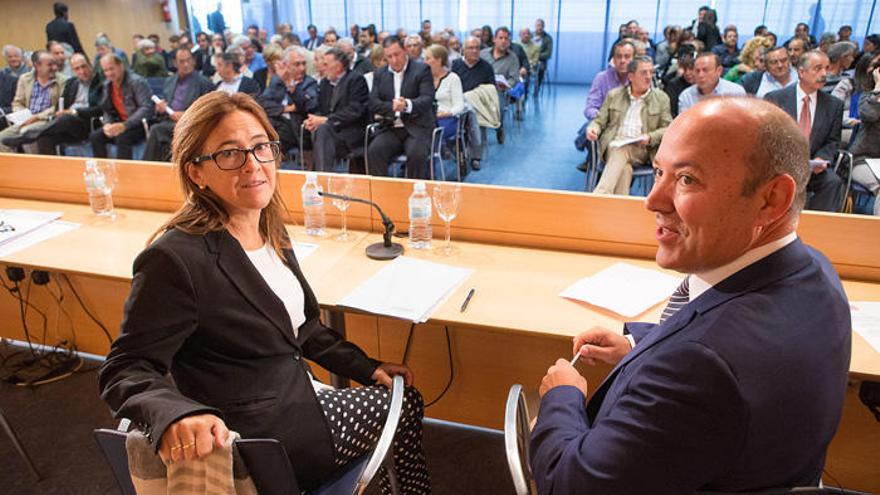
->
xmin=390 ymin=60 xmax=413 ymax=126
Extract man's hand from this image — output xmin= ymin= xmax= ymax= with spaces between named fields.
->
xmin=572 ymin=326 xmax=633 ymax=366
xmin=283 ymin=103 xmax=297 ymax=114
xmin=274 ymin=60 xmax=291 ymax=82
xmin=21 ymin=116 xmax=40 ymax=126
xmin=158 ymin=414 xmax=229 ymax=463
xmin=304 ymin=114 xmax=328 ymax=132
xmin=810 ymin=158 xmax=829 ymax=174
xmin=155 ymin=100 xmax=168 ymax=115
xmin=539 ymin=359 xmax=588 ymax=398
xmin=392 ymin=97 xmax=407 ymax=113
xmin=872 ymin=66 xmax=880 ymax=88
xmin=170 ymin=111 xmax=182 ymax=122
xmin=55 ymin=109 xmax=74 ymax=117
xmin=102 ymin=122 xmax=125 ymax=137
xmin=638 ymin=134 xmax=651 ymax=146
xmin=586 ymin=127 xmax=599 ymax=142
xmin=371 ymin=362 xmax=414 ymax=388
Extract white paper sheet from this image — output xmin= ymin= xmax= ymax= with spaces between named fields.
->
xmin=560 ymin=262 xmax=682 ymax=318
xmin=0 ymin=221 xmax=80 ymax=257
xmin=0 ymin=210 xmax=64 ymax=246
xmin=339 ymin=256 xmax=473 ymax=322
xmin=865 ymin=159 xmax=880 ymax=181
xmin=609 ymin=136 xmax=646 ymax=149
xmin=292 ymin=241 xmax=319 ymax=261
xmin=850 ymin=301 xmax=880 ymax=354
xmin=4 ymin=109 xmax=32 ymax=126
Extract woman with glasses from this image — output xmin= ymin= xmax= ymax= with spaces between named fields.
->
xmin=99 ymin=92 xmax=430 ymax=493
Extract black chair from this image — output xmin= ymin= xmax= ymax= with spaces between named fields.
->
xmin=93 ymin=375 xmax=406 ymax=495
xmin=585 ymin=140 xmax=654 ymax=195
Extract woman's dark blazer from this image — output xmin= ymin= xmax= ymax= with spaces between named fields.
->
xmin=98 ymin=228 xmax=380 ymax=489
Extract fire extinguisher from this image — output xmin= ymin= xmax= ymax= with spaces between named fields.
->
xmin=161 ymin=0 xmax=172 ymax=23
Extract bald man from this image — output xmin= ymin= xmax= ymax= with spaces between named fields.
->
xmin=531 ymin=97 xmax=850 ymax=493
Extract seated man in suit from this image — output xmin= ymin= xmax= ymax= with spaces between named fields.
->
xmin=303 ymin=47 xmax=369 ymax=172
xmin=531 ymin=96 xmax=850 ymax=494
xmin=89 ymin=54 xmax=153 ymax=160
xmin=586 ymin=56 xmax=672 ymax=196
xmin=258 ymin=47 xmax=319 ymax=155
xmin=143 ymin=48 xmax=214 ymax=161
xmin=213 ymin=52 xmax=261 ymax=96
xmin=366 ymin=36 xmax=435 ymax=179
xmin=765 ymin=50 xmax=844 ymax=212
xmin=35 ymin=53 xmax=103 ymax=155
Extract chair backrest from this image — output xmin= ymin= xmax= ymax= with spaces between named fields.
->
xmin=504 ymin=384 xmax=536 ymax=495
xmin=356 ymin=374 xmax=405 ymax=494
xmin=235 ymin=438 xmax=301 ymax=495
xmin=92 ymin=429 xmax=137 ymax=495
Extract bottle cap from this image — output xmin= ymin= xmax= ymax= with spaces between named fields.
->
xmin=305 ymin=172 xmax=318 ymax=181
xmin=414 ymin=181 xmax=426 ymax=192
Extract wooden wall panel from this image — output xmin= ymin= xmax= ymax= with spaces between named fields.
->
xmin=0 ymin=0 xmax=176 ymax=59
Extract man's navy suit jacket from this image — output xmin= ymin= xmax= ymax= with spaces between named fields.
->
xmin=530 ymin=239 xmax=851 ymax=494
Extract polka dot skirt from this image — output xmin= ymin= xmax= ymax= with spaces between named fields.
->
xmin=317 ymin=385 xmax=431 ymax=494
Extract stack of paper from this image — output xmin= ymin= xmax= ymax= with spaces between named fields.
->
xmin=4 ymin=109 xmax=32 ymax=126
xmin=560 ymin=262 xmax=682 ymax=318
xmin=851 ymin=301 xmax=880 ymax=353
xmin=0 ymin=210 xmax=78 ymax=257
xmin=339 ymin=256 xmax=473 ymax=322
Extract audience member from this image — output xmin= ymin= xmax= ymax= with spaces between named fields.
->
xmin=791 ymin=22 xmax=818 ymax=48
xmin=452 ymin=36 xmax=495 ymax=92
xmin=305 ymin=24 xmax=322 ymax=50
xmin=358 ymin=25 xmax=377 ymax=58
xmin=534 ymin=19 xmax=553 ymax=92
xmin=48 ymin=41 xmax=73 ymax=78
xmin=711 ymin=25 xmax=740 ymax=71
xmin=481 ymin=27 xmax=520 ymax=88
xmin=530 ymin=96 xmax=849 ymax=494
xmin=848 ymin=53 xmax=880 ymax=215
xmin=144 ymin=48 xmax=214 ymax=161
xmin=838 ymin=25 xmax=852 ymax=42
xmin=46 ymin=2 xmax=83 ymax=54
xmin=34 ymin=53 xmax=103 ymax=155
xmin=221 ymin=46 xmax=253 ymax=83
xmin=584 ymin=40 xmax=634 ymax=121
xmin=192 ymin=32 xmax=215 ymax=77
xmin=405 ymin=35 xmax=425 ymax=62
xmin=695 ymin=8 xmax=721 ymax=51
xmin=337 ymin=39 xmax=372 ymax=76
xmin=480 ymin=26 xmax=494 ymax=49
xmin=2 ymin=45 xmax=29 ymax=78
xmin=765 ymin=50 xmax=844 ymax=212
xmin=304 ymin=46 xmax=369 ymax=172
xmin=366 ymin=36 xmax=435 ymax=179
xmin=207 ymin=2 xmax=226 ymax=34
xmin=131 ymin=39 xmax=169 ymax=78
xmin=824 ymin=42 xmax=858 ymax=91
xmin=349 ymin=24 xmax=360 ymax=41
xmin=787 ymin=37 xmax=810 ymax=67
xmin=664 ymin=53 xmax=695 ymax=117
xmin=213 ymin=52 xmax=260 ymax=96
xmin=322 ymin=30 xmax=338 ymax=47
xmin=818 ymin=32 xmax=837 ymax=54
xmin=724 ymin=36 xmax=772 ymax=84
xmin=232 ymin=36 xmax=266 ymax=73
xmin=755 ymin=46 xmax=798 ymax=97
xmin=448 ymin=35 xmax=463 ymax=63
xmin=259 ymin=47 xmax=319 ymax=154
xmin=252 ymin=43 xmax=283 ymax=90
xmin=0 ymin=51 xmax=65 ymax=152
xmin=863 ymin=35 xmax=879 ymax=57
xmin=678 ymin=52 xmax=746 ymax=113
xmin=89 ymin=53 xmax=153 ymax=160
xmin=0 ymin=69 xmax=17 ymax=119
xmin=420 ymin=20 xmax=433 ymax=46
xmin=586 ymin=56 xmax=671 ymax=195
xmin=655 ymin=25 xmax=682 ymax=70
xmin=425 ymin=45 xmax=464 ymax=139
xmin=363 ymin=45 xmax=386 ymax=91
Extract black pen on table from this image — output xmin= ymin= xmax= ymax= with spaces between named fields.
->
xmin=460 ymin=287 xmax=476 ymax=312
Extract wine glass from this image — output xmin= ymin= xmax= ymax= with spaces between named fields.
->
xmin=327 ymin=175 xmax=354 ymax=241
xmin=432 ymin=183 xmax=462 ymax=255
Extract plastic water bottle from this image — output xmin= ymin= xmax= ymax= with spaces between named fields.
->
xmin=408 ymin=181 xmax=432 ymax=249
xmin=83 ymin=160 xmax=115 ymax=217
xmin=301 ymin=172 xmax=325 ymax=236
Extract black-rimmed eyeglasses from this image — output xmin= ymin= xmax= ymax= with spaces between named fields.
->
xmin=193 ymin=141 xmax=281 ymax=170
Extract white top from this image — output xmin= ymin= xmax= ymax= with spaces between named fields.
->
xmin=390 ymin=60 xmax=413 ymax=126
xmin=678 ymin=78 xmax=746 ymax=113
xmin=615 ymin=87 xmax=649 ymax=140
xmin=216 ymin=75 xmax=243 ymax=95
xmin=245 ymin=244 xmax=332 ymax=392
xmin=244 ymin=244 xmax=306 ymax=336
xmin=756 ymin=68 xmax=798 ymax=98
xmin=689 ymin=232 xmax=798 ymax=302
xmin=795 ymin=83 xmax=818 ymax=128
xmin=435 ymin=71 xmax=465 ymax=116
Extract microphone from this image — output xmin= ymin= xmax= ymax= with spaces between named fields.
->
xmin=318 ymin=190 xmax=404 ymax=260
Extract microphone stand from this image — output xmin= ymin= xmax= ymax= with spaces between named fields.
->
xmin=318 ymin=190 xmax=404 ymax=260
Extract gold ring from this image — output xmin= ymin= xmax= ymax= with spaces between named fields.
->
xmin=183 ymin=442 xmax=196 ymax=449
xmin=171 ymin=445 xmax=183 ymax=451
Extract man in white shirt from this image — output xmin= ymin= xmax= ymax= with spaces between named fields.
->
xmin=756 ymin=46 xmax=798 ymax=98
xmin=678 ymin=52 xmax=745 ymax=113
xmin=213 ymin=52 xmax=260 ymax=96
xmin=531 ymin=96 xmax=851 ymax=493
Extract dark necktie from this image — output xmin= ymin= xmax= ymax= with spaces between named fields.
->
xmin=659 ymin=276 xmax=690 ymax=325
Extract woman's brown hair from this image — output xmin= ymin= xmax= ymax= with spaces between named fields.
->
xmin=149 ymin=92 xmax=291 ymax=257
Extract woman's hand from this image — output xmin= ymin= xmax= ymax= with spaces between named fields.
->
xmin=158 ymin=414 xmax=229 ymax=463
xmin=371 ymin=362 xmax=414 ymax=388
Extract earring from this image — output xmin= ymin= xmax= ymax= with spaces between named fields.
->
xmin=198 ymin=184 xmax=206 ymax=190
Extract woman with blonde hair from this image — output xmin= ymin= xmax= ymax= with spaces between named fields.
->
xmin=99 ymin=92 xmax=431 ymax=493
xmin=424 ymin=44 xmax=464 ymax=139
xmin=252 ymin=42 xmax=283 ymax=89
xmin=724 ymin=35 xmax=772 ymax=84
xmin=364 ymin=44 xmax=386 ymax=91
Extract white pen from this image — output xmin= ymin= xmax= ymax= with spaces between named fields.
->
xmin=570 ymin=344 xmax=587 ymax=366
